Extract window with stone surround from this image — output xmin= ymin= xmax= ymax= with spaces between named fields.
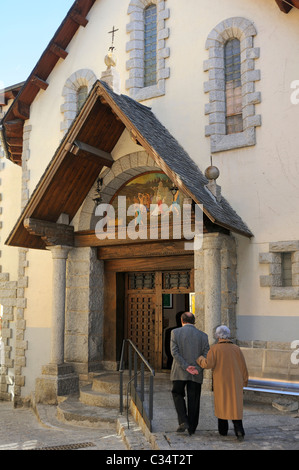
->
xmin=77 ymin=86 xmax=88 ymax=112
xmin=204 ymin=17 xmax=261 ymax=153
xmin=282 ymin=252 xmax=292 ymax=287
xmin=225 ymin=38 xmax=243 ymax=135
xmin=61 ymin=69 xmax=97 ymax=135
xmin=126 ymin=0 xmax=170 ymax=101
xmin=259 ymin=241 xmax=299 ymax=299
xmin=144 ymin=4 xmax=157 ymax=87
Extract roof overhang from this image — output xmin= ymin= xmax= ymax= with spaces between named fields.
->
xmin=0 ymin=0 xmax=96 ymax=165
xmin=5 ymin=80 xmax=253 ymax=250
xmin=275 ymin=0 xmax=299 ymax=13
xmin=1 ymin=0 xmax=298 ymax=164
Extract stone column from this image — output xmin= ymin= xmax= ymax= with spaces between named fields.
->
xmin=203 ymin=234 xmax=222 ymax=341
xmin=202 ymin=234 xmax=222 ymax=391
xmin=47 ymin=245 xmax=71 ymax=364
xmin=35 ymin=245 xmax=79 ymax=404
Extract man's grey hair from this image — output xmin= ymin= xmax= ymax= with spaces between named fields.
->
xmin=215 ymin=325 xmax=231 ymax=339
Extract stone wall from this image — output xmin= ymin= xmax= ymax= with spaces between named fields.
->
xmin=0 ymin=121 xmax=31 ymax=404
xmin=65 ymin=247 xmax=104 ymax=383
xmin=239 ymin=340 xmax=299 ymax=382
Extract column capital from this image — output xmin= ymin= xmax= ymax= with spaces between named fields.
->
xmin=202 ymin=233 xmax=223 ymax=251
xmin=46 ymin=245 xmax=72 ymax=259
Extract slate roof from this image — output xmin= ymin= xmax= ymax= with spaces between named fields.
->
xmin=5 ymin=79 xmax=253 ymax=249
xmin=99 ymin=81 xmax=253 ymax=238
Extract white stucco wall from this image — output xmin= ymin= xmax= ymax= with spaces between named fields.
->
xmin=4 ymin=0 xmax=298 ymax=353
xmin=0 ymin=159 xmax=22 ymax=279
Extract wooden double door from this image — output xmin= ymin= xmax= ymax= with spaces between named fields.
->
xmin=125 ymin=270 xmax=193 ymax=370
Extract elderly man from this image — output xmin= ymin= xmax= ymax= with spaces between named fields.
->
xmin=170 ymin=311 xmax=209 ymax=435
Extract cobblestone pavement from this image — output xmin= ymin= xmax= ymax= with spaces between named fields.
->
xmin=152 ymin=402 xmax=299 ymax=451
xmin=0 ymin=401 xmax=127 ymax=451
xmin=150 ymin=377 xmax=299 ymax=451
xmin=1 ymin=390 xmax=299 ymax=452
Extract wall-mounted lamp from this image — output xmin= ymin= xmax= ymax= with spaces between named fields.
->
xmin=93 ymin=178 xmax=103 ymax=206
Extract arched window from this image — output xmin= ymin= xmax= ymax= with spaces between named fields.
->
xmin=144 ymin=4 xmax=157 ymax=87
xmin=77 ymin=85 xmax=88 ymax=112
xmin=126 ymin=0 xmax=170 ymax=101
xmin=225 ymin=39 xmax=243 ymax=135
xmin=204 ymin=18 xmax=261 ymax=153
xmin=61 ymin=69 xmax=97 ymax=134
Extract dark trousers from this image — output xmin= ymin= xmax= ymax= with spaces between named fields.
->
xmin=171 ymin=380 xmax=201 ymax=433
xmin=218 ymin=418 xmax=245 ymax=436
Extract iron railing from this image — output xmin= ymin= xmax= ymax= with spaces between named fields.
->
xmin=244 ymin=378 xmax=299 ymax=396
xmin=119 ymin=339 xmax=155 ymax=431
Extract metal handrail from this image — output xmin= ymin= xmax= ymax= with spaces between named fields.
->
xmin=119 ymin=339 xmax=155 ymax=431
xmin=244 ymin=378 xmax=299 ymax=396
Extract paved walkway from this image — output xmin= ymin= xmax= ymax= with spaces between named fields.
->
xmin=0 ymin=400 xmax=127 ymax=451
xmin=0 ymin=373 xmax=298 ymax=451
xmin=149 ymin=378 xmax=299 ymax=450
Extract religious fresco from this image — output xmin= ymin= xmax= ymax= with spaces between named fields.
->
xmin=110 ymin=172 xmax=188 ymax=226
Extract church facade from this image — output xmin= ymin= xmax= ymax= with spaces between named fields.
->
xmin=0 ymin=0 xmax=299 ymax=405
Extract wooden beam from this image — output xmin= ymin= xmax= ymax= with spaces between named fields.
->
xmin=8 ymin=147 xmax=23 ymax=156
xmin=49 ymin=43 xmax=68 ymax=60
xmin=75 ymin=217 xmax=201 ymax=247
xmin=104 ymin=255 xmax=194 ymax=272
xmin=14 ymin=101 xmax=30 ymax=120
xmin=7 ymin=145 xmax=23 ymax=154
xmin=6 ymin=137 xmax=23 ymax=146
xmin=275 ymin=0 xmax=293 ymax=13
xmin=30 ymin=75 xmax=49 ymax=91
xmin=72 ymin=140 xmax=114 ymax=166
xmin=24 ymin=217 xmax=74 ymax=247
xmin=98 ymin=240 xmax=193 ymax=260
xmin=4 ymin=119 xmax=24 ymax=137
xmin=70 ymin=10 xmax=89 ymax=27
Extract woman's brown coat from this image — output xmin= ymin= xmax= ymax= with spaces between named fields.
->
xmin=197 ymin=340 xmax=248 ymax=420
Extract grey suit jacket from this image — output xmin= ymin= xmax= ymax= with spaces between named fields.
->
xmin=170 ymin=325 xmax=209 ymax=383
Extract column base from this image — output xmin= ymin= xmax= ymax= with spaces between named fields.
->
xmin=35 ymin=363 xmax=79 ymax=405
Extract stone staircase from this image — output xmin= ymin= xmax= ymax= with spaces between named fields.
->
xmin=55 ymin=370 xmax=153 ymax=449
xmin=56 ymin=371 xmax=129 ymax=425
xmin=79 ymin=371 xmax=128 ymax=409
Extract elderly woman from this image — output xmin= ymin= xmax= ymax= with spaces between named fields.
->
xmin=197 ymin=325 xmax=248 ymax=441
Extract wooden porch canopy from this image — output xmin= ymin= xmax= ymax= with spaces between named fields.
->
xmin=0 ymin=0 xmax=96 ymax=165
xmin=5 ymin=80 xmax=253 ymax=251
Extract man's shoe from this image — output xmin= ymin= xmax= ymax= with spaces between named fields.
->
xmin=236 ymin=433 xmax=244 ymax=442
xmin=176 ymin=423 xmax=189 ymax=433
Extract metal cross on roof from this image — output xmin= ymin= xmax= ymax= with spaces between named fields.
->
xmin=108 ymin=26 xmax=119 ymax=51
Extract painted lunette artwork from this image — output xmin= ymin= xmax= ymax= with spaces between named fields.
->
xmin=110 ymin=172 xmax=190 ymax=227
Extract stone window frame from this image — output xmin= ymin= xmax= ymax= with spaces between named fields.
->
xmin=61 ymin=69 xmax=97 ymax=134
xmin=204 ymin=17 xmax=261 ymax=153
xmin=126 ymin=0 xmax=170 ymax=101
xmin=259 ymin=241 xmax=299 ymax=300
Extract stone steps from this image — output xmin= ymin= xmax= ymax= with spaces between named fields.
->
xmin=55 ymin=371 xmax=154 ymax=449
xmin=57 ymin=394 xmax=120 ymax=426
xmin=79 ymin=371 xmax=130 ymax=409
